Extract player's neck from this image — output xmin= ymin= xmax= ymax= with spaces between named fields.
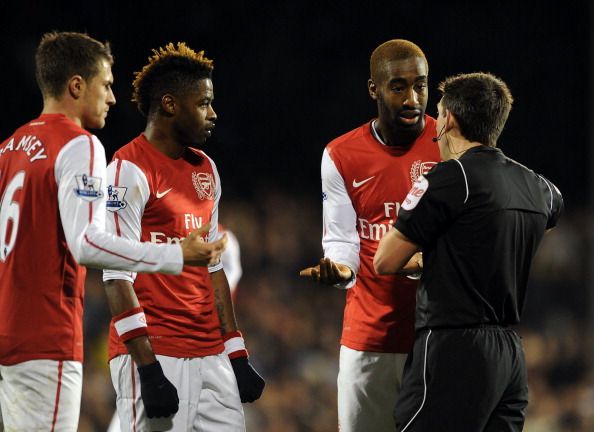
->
xmin=374 ymin=119 xmax=424 ymax=148
xmin=144 ymin=124 xmax=185 ymax=159
xmin=42 ymin=99 xmax=82 ymax=128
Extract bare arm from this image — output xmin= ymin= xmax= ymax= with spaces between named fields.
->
xmin=374 ymin=228 xmax=421 ymax=275
xmin=210 ymin=269 xmax=238 ymax=334
xmin=104 ymin=279 xmax=156 ymax=366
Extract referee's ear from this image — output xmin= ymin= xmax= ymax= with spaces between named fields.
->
xmin=444 ymin=110 xmax=460 ymax=134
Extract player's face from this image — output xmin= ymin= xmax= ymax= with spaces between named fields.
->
xmin=173 ymin=78 xmax=217 ymax=147
xmin=80 ymin=59 xmax=116 ymax=130
xmin=371 ymin=56 xmax=428 ymax=134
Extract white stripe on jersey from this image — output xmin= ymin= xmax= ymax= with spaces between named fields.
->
xmin=453 ymin=159 xmax=469 ymax=204
xmin=321 ymin=148 xmax=360 ymax=279
xmin=537 ymin=174 xmax=554 ymax=211
xmin=54 ymin=135 xmax=183 ymax=274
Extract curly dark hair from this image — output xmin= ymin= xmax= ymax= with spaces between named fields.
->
xmin=132 ymin=42 xmax=214 ymax=117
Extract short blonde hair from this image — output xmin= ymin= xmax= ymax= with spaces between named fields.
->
xmin=370 ymin=39 xmax=427 ymax=82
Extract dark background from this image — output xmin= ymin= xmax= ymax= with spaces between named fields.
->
xmin=0 ymin=0 xmax=590 ymax=207
xmin=1 ymin=1 xmax=592 ymax=431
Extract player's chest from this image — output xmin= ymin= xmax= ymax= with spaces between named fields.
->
xmin=344 ymin=152 xmax=436 ymax=214
xmin=143 ymin=167 xmax=216 ymax=235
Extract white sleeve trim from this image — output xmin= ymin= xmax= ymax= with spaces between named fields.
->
xmin=220 ymin=229 xmax=242 ymax=291
xmin=205 ymin=154 xmax=224 ymax=273
xmin=321 ymin=148 xmax=360 ymax=281
xmin=55 ymin=135 xmax=183 ymax=275
xmin=102 ymin=159 xmax=151 ymax=282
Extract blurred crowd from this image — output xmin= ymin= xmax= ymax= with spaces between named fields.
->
xmin=79 ymin=193 xmax=593 ymax=432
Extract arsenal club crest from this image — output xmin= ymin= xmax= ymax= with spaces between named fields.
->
xmin=192 ymin=172 xmax=215 ymax=200
xmin=410 ymin=160 xmax=437 ymax=184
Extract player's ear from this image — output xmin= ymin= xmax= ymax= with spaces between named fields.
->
xmin=368 ymin=79 xmax=378 ymax=100
xmin=67 ymin=75 xmax=84 ymax=99
xmin=161 ymin=94 xmax=175 ymax=115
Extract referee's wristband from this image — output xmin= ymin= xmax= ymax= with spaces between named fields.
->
xmin=223 ymin=331 xmax=249 ymax=359
xmin=113 ymin=307 xmax=148 ymax=342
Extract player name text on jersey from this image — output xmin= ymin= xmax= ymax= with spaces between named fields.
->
xmin=0 ymin=135 xmax=48 ymax=163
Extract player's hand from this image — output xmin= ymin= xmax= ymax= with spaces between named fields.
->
xmin=181 ymin=223 xmax=227 ymax=266
xmin=230 ymin=356 xmax=265 ymax=403
xmin=137 ymin=361 xmax=179 ymax=418
xmin=299 ymin=258 xmax=353 ymax=285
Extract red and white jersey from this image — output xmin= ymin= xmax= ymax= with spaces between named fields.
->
xmin=103 ymin=134 xmax=225 ymax=359
xmin=322 ymin=117 xmax=440 ymax=353
xmin=0 ymin=114 xmax=183 ymax=365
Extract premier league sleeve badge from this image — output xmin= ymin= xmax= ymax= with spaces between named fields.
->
xmin=106 ymin=185 xmax=128 ymax=211
xmin=74 ymin=173 xmax=104 ymax=201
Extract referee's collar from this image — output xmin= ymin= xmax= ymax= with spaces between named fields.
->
xmin=461 ymin=145 xmax=501 ymax=158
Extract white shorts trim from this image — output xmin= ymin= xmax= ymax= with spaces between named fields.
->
xmin=401 ymin=330 xmax=432 ymax=432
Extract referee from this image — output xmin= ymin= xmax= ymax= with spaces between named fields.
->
xmin=374 ymin=72 xmax=563 ymax=431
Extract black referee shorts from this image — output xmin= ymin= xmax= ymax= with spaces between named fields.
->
xmin=394 ymin=326 xmax=528 ymax=432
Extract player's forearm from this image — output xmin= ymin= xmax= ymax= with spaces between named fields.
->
xmin=74 ymin=224 xmax=183 ymax=274
xmin=104 ymin=279 xmax=142 ymax=315
xmin=104 ymin=279 xmax=157 ymax=366
xmin=124 ymin=336 xmax=157 ymax=367
xmin=210 ymin=269 xmax=238 ymax=333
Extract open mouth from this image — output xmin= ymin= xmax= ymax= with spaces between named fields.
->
xmin=398 ymin=110 xmax=421 ymax=125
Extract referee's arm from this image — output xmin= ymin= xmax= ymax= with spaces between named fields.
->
xmin=374 ymin=228 xmax=421 ymax=275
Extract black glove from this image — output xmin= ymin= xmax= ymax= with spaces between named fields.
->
xmin=137 ymin=361 xmax=179 ymax=418
xmin=230 ymin=357 xmax=265 ymax=402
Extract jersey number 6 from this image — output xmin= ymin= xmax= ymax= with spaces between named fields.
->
xmin=0 ymin=171 xmax=25 ymax=262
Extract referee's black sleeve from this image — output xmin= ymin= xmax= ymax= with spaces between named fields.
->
xmin=395 ymin=161 xmax=467 ymax=247
xmin=540 ymin=175 xmax=563 ymax=229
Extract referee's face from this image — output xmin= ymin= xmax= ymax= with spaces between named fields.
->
xmin=372 ymin=56 xmax=428 ymax=136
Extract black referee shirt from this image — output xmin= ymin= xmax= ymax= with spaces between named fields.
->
xmin=395 ymin=146 xmax=563 ymax=330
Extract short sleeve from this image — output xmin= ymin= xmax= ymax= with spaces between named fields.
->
xmin=539 ymin=175 xmax=564 ymax=229
xmin=395 ymin=161 xmax=467 ymax=247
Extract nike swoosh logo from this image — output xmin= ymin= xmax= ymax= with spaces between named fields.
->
xmin=352 ymin=176 xmax=375 ymax=188
xmin=156 ymin=188 xmax=172 ymax=199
